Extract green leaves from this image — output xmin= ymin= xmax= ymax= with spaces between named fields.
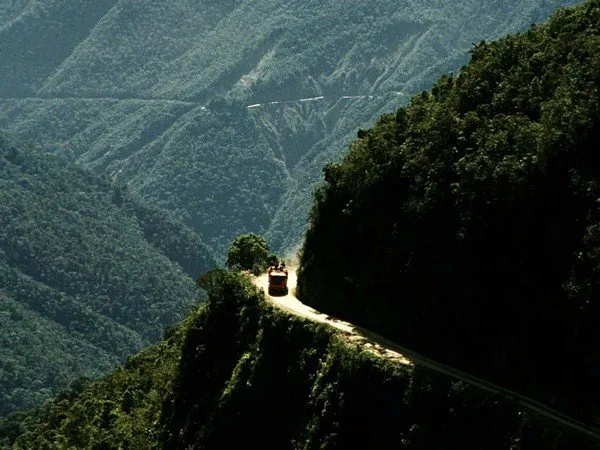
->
xmin=299 ymin=0 xmax=600 ymax=424
xmin=225 ymin=233 xmax=271 ymax=272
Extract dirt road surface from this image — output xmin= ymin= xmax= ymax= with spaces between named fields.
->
xmin=255 ymin=269 xmax=411 ymax=365
xmin=253 ymin=268 xmax=600 ymax=442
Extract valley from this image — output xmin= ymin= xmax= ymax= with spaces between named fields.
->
xmin=0 ymin=0 xmax=581 ymax=257
xmin=1 ymin=1 xmax=598 ymax=447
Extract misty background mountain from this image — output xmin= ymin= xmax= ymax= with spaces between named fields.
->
xmin=0 ymin=0 xmax=582 ymax=258
xmin=0 ymin=135 xmax=215 ymax=416
xmin=3 ymin=0 xmax=600 ymax=447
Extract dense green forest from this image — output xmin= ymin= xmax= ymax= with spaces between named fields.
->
xmin=0 ymin=0 xmax=581 ymax=256
xmin=0 ymin=135 xmax=215 ymax=416
xmin=2 ymin=0 xmax=597 ymax=444
xmin=1 ymin=271 xmax=592 ymax=449
xmin=298 ymin=0 xmax=600 ymax=426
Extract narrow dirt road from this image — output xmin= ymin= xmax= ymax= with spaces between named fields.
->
xmin=255 ymin=269 xmax=411 ymax=365
xmin=253 ymin=268 xmax=600 ymax=442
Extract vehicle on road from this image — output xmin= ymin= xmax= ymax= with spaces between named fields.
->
xmin=268 ymin=265 xmax=288 ymax=296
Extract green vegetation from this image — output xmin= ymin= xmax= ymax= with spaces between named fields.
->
xmin=2 ymin=271 xmax=591 ymax=449
xmin=0 ymin=0 xmax=117 ymax=96
xmin=0 ymin=134 xmax=216 ymax=416
xmin=2 ymin=0 xmax=598 ymax=445
xmin=0 ymin=0 xmax=581 ymax=257
xmin=226 ymin=233 xmax=273 ymax=273
xmin=299 ymin=0 xmax=600 ymax=426
xmin=0 ymin=1 xmax=29 ymax=27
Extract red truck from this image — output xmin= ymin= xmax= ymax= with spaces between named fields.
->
xmin=268 ymin=266 xmax=288 ymax=295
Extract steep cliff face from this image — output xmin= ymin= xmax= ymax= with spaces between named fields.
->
xmin=0 ymin=0 xmax=581 ymax=256
xmin=2 ymin=272 xmax=591 ymax=449
xmin=298 ymin=0 xmax=600 ymax=426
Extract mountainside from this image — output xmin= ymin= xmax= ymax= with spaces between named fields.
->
xmin=1 ymin=271 xmax=593 ymax=449
xmin=298 ymin=0 xmax=600 ymax=426
xmin=0 ymin=0 xmax=582 ymax=256
xmin=0 ymin=135 xmax=216 ymax=416
xmin=0 ymin=1 xmax=29 ymax=27
xmin=2 ymin=0 xmax=598 ymax=441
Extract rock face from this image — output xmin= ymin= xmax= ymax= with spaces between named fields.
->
xmin=0 ymin=0 xmax=580 ymax=257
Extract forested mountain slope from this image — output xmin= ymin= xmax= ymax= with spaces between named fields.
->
xmin=0 ymin=1 xmax=29 ymax=27
xmin=298 ymin=0 xmax=600 ymax=427
xmin=1 ymin=272 xmax=593 ymax=449
xmin=0 ymin=135 xmax=215 ymax=416
xmin=0 ymin=0 xmax=582 ymax=256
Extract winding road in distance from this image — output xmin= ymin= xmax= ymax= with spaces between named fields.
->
xmin=253 ymin=268 xmax=600 ymax=443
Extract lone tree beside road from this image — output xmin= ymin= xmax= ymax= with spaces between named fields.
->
xmin=226 ymin=233 xmax=273 ymax=274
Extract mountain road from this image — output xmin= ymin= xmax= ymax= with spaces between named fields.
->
xmin=253 ymin=268 xmax=600 ymax=443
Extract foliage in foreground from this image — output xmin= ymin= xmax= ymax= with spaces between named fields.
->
xmin=298 ymin=0 xmax=600 ymax=424
xmin=1 ymin=272 xmax=592 ymax=449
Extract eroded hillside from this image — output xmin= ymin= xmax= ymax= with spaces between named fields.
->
xmin=0 ymin=0 xmax=582 ymax=256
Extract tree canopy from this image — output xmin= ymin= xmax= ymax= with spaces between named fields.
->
xmin=0 ymin=134 xmax=216 ymax=417
xmin=2 ymin=273 xmax=587 ymax=450
xmin=225 ymin=234 xmax=271 ymax=272
xmin=298 ymin=0 xmax=600 ymax=423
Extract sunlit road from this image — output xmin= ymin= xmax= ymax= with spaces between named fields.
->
xmin=253 ymin=268 xmax=600 ymax=442
xmin=255 ymin=269 xmax=411 ymax=365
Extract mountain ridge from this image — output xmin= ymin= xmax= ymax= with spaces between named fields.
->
xmin=3 ymin=271 xmax=594 ymax=449
xmin=0 ymin=0 xmax=582 ymax=256
xmin=0 ymin=134 xmax=216 ymax=416
xmin=298 ymin=0 xmax=600 ymax=426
